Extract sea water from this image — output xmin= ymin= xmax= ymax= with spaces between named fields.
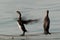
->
xmin=0 ymin=0 xmax=60 ymax=40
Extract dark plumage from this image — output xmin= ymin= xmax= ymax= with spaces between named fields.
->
xmin=16 ymin=11 xmax=27 ymax=36
xmin=43 ymin=10 xmax=51 ymax=34
xmin=16 ymin=11 xmax=38 ymax=36
xmin=22 ymin=19 xmax=38 ymax=24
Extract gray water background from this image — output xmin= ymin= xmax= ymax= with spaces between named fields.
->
xmin=0 ymin=0 xmax=60 ymax=40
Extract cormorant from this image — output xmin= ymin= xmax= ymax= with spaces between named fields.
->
xmin=43 ymin=10 xmax=51 ymax=34
xmin=16 ymin=11 xmax=38 ymax=36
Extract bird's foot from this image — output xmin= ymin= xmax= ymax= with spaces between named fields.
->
xmin=20 ymin=34 xmax=25 ymax=36
xmin=48 ymin=32 xmax=51 ymax=35
xmin=44 ymin=32 xmax=51 ymax=35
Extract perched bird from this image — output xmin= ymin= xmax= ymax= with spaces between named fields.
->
xmin=16 ymin=11 xmax=38 ymax=36
xmin=43 ymin=10 xmax=51 ymax=35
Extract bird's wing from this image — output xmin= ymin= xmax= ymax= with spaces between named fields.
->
xmin=22 ymin=19 xmax=39 ymax=24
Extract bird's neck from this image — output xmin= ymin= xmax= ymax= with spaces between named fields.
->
xmin=46 ymin=13 xmax=49 ymax=17
xmin=18 ymin=15 xmax=21 ymax=20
